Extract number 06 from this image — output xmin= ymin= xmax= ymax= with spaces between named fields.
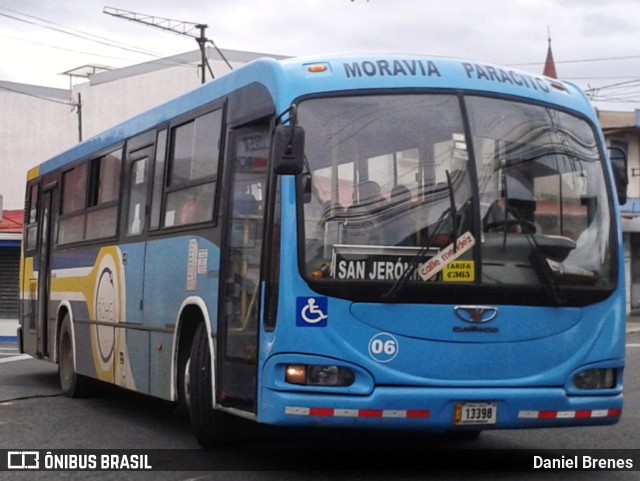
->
xmin=371 ymin=339 xmax=397 ymax=355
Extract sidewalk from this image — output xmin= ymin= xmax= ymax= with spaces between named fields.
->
xmin=0 ymin=318 xmax=18 ymax=341
xmin=627 ymin=314 xmax=640 ymax=334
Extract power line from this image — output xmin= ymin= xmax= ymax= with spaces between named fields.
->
xmin=0 ymin=8 xmax=209 ymax=78
xmin=0 ymin=6 xmax=161 ymax=57
xmin=565 ymin=76 xmax=640 ymax=81
xmin=592 ymin=79 xmax=640 ymax=91
xmin=510 ymin=53 xmax=640 ymax=68
xmin=584 ymin=78 xmax=640 ymax=102
xmin=0 ymin=32 xmax=146 ymax=63
xmin=0 ymin=9 xmax=159 ymax=57
xmin=0 ymin=32 xmax=200 ymax=71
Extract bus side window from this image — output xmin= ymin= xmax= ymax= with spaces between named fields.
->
xmin=25 ymin=183 xmax=39 ymax=251
xmin=58 ymin=163 xmax=88 ymax=244
xmin=127 ymin=157 xmax=149 ymax=236
xmin=162 ymin=109 xmax=222 ymax=228
xmin=87 ymin=150 xmax=122 ymax=240
xmin=149 ymin=129 xmax=167 ymax=231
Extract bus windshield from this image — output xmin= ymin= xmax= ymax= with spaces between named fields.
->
xmin=298 ymin=94 xmax=614 ymax=305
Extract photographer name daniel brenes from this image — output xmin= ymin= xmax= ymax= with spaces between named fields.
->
xmin=533 ymin=455 xmax=634 ymax=470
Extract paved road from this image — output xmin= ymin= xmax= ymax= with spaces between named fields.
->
xmin=0 ymin=333 xmax=638 ymax=480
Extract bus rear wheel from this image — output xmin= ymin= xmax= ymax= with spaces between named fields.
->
xmin=58 ymin=314 xmax=91 ymax=397
xmin=189 ymin=323 xmax=240 ymax=447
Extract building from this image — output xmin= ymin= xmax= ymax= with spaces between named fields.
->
xmin=0 ymin=199 xmax=22 ymax=320
xmin=598 ymin=109 xmax=640 ymax=313
xmin=0 ymin=47 xmax=286 ymax=211
xmin=71 ymin=47 xmax=286 ymax=140
xmin=0 ymin=81 xmax=76 ymax=210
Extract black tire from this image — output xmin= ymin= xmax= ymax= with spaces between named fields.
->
xmin=58 ymin=314 xmax=91 ymax=398
xmin=189 ymin=323 xmax=240 ymax=447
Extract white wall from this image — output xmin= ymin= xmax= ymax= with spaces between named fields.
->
xmin=74 ymin=64 xmax=203 ymax=139
xmin=0 ymin=85 xmax=77 ymax=209
xmin=626 ymin=136 xmax=640 ymax=200
xmin=74 ymin=49 xmax=270 ymax=139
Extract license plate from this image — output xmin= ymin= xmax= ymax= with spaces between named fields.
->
xmin=454 ymin=402 xmax=497 ymax=425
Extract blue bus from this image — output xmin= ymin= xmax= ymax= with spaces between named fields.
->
xmin=19 ymin=54 xmax=628 ymax=446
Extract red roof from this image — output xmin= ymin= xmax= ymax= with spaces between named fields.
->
xmin=0 ymin=210 xmax=24 ymax=234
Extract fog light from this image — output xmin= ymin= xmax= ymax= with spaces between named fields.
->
xmin=573 ymin=369 xmax=616 ymax=389
xmin=285 ymin=364 xmax=355 ymax=386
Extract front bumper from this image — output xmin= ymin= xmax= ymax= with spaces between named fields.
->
xmin=259 ymin=386 xmax=622 ymax=430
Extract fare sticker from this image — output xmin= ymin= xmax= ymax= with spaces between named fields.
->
xmin=443 ymin=260 xmax=475 ymax=282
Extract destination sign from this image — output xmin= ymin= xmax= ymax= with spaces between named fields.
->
xmin=331 ymin=245 xmax=436 ymax=281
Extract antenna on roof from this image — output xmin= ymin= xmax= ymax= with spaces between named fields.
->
xmin=103 ymin=6 xmax=232 ymax=84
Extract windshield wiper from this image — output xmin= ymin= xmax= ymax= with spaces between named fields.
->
xmin=505 ymin=206 xmax=566 ymax=306
xmin=382 ymin=207 xmax=453 ymax=300
xmin=446 ymin=170 xmax=459 ymax=253
xmin=383 ymin=171 xmax=459 ymax=300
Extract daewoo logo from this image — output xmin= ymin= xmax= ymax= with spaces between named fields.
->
xmin=454 ymin=305 xmax=498 ymax=324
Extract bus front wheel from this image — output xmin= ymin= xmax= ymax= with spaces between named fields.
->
xmin=58 ymin=314 xmax=91 ymax=397
xmin=189 ymin=323 xmax=239 ymax=447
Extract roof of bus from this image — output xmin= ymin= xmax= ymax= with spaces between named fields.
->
xmin=32 ymin=53 xmax=594 ymax=178
xmin=277 ymin=53 xmax=588 ymax=105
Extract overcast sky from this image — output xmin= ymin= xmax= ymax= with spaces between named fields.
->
xmin=2 ymin=0 xmax=640 ymax=110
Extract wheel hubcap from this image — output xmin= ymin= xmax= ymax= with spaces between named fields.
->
xmin=184 ymin=357 xmax=191 ymax=409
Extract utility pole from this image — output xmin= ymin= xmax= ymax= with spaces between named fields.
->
xmin=196 ymin=24 xmax=207 ymax=85
xmin=103 ymin=6 xmax=232 ymax=84
xmin=76 ymin=93 xmax=83 ymax=142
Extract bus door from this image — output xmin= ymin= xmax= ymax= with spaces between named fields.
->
xmin=35 ymin=186 xmax=55 ymax=357
xmin=119 ymin=141 xmax=154 ymax=391
xmin=122 ymin=143 xmax=154 ymax=324
xmin=218 ymin=124 xmax=270 ymax=412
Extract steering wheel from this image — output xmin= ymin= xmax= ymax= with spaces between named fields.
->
xmin=484 ymin=219 xmax=537 ymax=233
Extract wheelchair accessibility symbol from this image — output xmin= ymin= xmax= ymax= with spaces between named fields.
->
xmin=296 ymin=297 xmax=328 ymax=327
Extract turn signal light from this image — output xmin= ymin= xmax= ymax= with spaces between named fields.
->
xmin=285 ymin=364 xmax=355 ymax=386
xmin=307 ymin=64 xmax=328 ymax=73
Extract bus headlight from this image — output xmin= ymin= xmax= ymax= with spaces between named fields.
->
xmin=573 ymin=369 xmax=616 ymax=390
xmin=285 ymin=364 xmax=355 ymax=386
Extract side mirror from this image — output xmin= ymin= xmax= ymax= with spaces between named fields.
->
xmin=272 ymin=125 xmax=305 ymax=175
xmin=608 ymin=146 xmax=628 ymax=205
